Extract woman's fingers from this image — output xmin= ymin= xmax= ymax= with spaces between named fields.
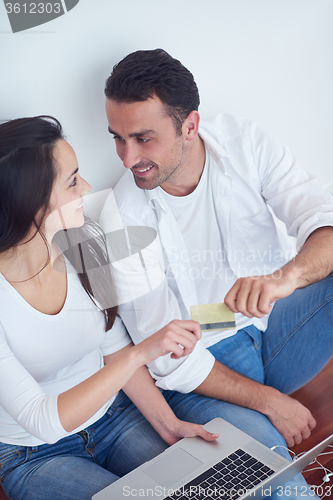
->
xmin=139 ymin=320 xmax=202 ymax=364
xmin=192 ymin=425 xmax=219 ymax=442
xmin=176 ymin=421 xmax=219 ymax=442
xmin=162 ymin=320 xmax=201 ymax=358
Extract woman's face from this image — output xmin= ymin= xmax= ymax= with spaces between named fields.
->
xmin=44 ymin=139 xmax=91 ymax=235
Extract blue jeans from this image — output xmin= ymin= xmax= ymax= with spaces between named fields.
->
xmin=1 ymin=276 xmax=332 ymax=500
xmin=163 ymin=272 xmax=333 ymax=500
xmin=0 ymin=391 xmax=168 ymax=500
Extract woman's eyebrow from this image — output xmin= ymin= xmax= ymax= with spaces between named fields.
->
xmin=66 ymin=167 xmax=78 ymax=181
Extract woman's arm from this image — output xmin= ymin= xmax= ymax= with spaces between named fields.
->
xmin=58 ymin=320 xmax=202 ymax=433
xmin=104 ymin=346 xmax=218 ymax=445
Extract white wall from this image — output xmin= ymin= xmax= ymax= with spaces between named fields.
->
xmin=1 ymin=0 xmax=333 ymax=200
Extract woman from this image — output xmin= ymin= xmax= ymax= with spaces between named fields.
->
xmin=0 ymin=116 xmax=217 ymax=500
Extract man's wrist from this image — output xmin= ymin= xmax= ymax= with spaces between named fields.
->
xmin=272 ymin=260 xmax=302 ymax=290
xmin=253 ymin=384 xmax=282 ymax=417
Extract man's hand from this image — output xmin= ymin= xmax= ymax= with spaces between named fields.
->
xmin=225 ymin=227 xmax=333 ymax=318
xmin=224 ymin=269 xmax=298 ymax=318
xmin=195 ymin=361 xmax=316 ymax=448
xmin=261 ymin=387 xmax=317 ymax=448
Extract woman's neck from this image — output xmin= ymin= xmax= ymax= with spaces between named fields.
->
xmin=0 ymin=229 xmax=54 ymax=283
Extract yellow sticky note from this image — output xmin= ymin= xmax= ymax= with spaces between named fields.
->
xmin=190 ymin=302 xmax=236 ymax=333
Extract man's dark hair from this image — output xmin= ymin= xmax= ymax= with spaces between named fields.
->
xmin=105 ymin=49 xmax=200 ymax=134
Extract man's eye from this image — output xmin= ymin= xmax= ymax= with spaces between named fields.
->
xmin=113 ymin=135 xmax=124 ymax=142
xmin=138 ymin=138 xmax=150 ymax=143
xmin=70 ymin=176 xmax=77 ymax=187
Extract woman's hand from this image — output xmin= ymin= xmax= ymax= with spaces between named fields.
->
xmin=58 ymin=321 xmax=200 ymax=435
xmin=133 ymin=319 xmax=202 ymax=366
xmin=156 ymin=416 xmax=219 ymax=446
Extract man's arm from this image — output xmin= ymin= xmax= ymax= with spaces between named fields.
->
xmin=224 ymin=226 xmax=333 ymax=318
xmin=194 ymin=359 xmax=316 ymax=448
xmin=200 ymin=226 xmax=333 ymax=447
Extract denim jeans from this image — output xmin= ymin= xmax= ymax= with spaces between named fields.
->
xmin=0 ymin=391 xmax=168 ymax=500
xmin=162 ymin=272 xmax=333 ymax=500
xmin=1 ymin=275 xmax=333 ymax=500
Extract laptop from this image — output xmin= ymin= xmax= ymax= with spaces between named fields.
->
xmin=93 ymin=417 xmax=333 ymax=500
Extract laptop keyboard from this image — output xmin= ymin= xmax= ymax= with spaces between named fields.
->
xmin=164 ymin=448 xmax=275 ymax=500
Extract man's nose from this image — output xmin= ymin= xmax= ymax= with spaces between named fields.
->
xmin=122 ymin=143 xmax=140 ymax=170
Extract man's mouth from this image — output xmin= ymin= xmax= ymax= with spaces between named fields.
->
xmin=132 ymin=164 xmax=155 ymax=177
xmin=136 ymin=166 xmax=153 ymax=173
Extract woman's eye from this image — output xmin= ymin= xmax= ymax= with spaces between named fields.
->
xmin=70 ymin=176 xmax=77 ymax=187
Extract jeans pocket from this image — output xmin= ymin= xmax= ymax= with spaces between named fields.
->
xmin=242 ymin=325 xmax=262 ymax=353
xmin=0 ymin=444 xmax=28 ymax=482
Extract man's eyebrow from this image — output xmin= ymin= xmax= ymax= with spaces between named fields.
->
xmin=108 ymin=127 xmax=155 ymax=138
xmin=66 ymin=167 xmax=78 ymax=181
xmin=129 ymin=130 xmax=155 ymax=138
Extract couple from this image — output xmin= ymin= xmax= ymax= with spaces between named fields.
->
xmin=0 ymin=49 xmax=333 ymax=500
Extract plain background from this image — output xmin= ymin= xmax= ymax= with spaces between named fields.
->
xmin=1 ymin=0 xmax=333 ymax=207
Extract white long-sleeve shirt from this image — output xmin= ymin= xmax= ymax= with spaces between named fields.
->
xmin=100 ymin=113 xmax=333 ymax=394
xmin=0 ymin=271 xmax=131 ymax=446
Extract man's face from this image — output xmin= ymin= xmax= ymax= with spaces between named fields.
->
xmin=106 ymin=96 xmax=186 ymax=190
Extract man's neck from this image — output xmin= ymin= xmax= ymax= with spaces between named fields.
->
xmin=160 ymin=136 xmax=206 ymax=197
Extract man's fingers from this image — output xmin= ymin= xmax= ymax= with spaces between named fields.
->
xmin=309 ymin=415 xmax=317 ymax=431
xmin=287 ymin=424 xmax=313 ymax=447
xmin=225 ymin=278 xmax=267 ymax=318
xmin=224 ymin=281 xmax=242 ymax=312
xmin=256 ymin=286 xmax=274 ymax=315
xmin=246 ymin=285 xmax=265 ymax=318
xmin=265 ymin=391 xmax=316 ymax=449
xmin=232 ymin=279 xmax=254 ymax=317
xmin=292 ymin=433 xmax=303 ymax=447
xmin=289 ymin=417 xmax=316 ymax=447
xmin=225 ymin=275 xmax=290 ymax=318
xmin=225 ymin=268 xmax=298 ymax=319
xmin=301 ymin=427 xmax=312 ymax=442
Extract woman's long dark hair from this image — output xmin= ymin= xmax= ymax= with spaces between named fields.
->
xmin=53 ymin=219 xmax=119 ymax=332
xmin=0 ymin=116 xmax=117 ymax=330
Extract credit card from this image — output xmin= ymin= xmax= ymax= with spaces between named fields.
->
xmin=190 ymin=302 xmax=236 ymax=332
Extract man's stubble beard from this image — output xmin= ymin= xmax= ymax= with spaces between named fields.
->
xmin=132 ymin=143 xmax=185 ymax=191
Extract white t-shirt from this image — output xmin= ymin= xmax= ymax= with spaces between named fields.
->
xmin=100 ymin=113 xmax=333 ymax=393
xmin=0 ymin=270 xmax=131 ymax=446
xmin=158 ymin=150 xmax=255 ymax=346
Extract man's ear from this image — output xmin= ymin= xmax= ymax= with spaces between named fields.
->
xmin=183 ymin=110 xmax=200 ymax=141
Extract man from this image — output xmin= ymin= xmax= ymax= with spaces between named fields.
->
xmin=100 ymin=49 xmax=333 ymax=498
